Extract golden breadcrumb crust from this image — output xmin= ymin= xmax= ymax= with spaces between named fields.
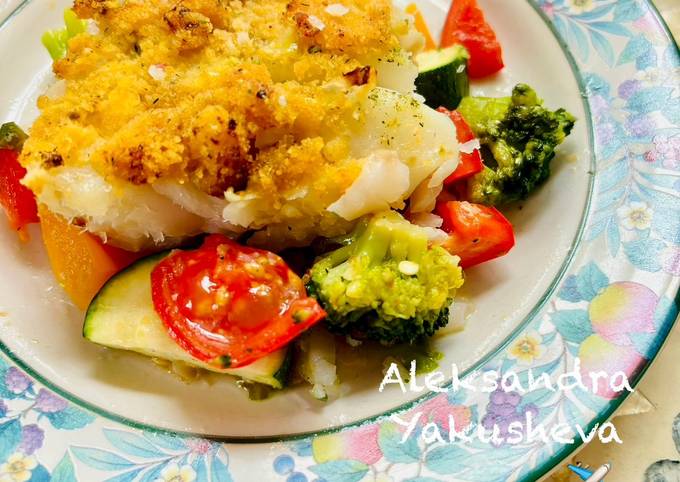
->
xmin=21 ymin=0 xmax=402 ymax=205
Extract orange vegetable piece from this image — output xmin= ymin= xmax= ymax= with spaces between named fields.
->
xmin=39 ymin=206 xmax=143 ymax=310
xmin=406 ymin=3 xmax=437 ymax=51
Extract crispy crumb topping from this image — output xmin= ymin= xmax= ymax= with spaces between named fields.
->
xmin=22 ymin=0 xmax=403 ymax=202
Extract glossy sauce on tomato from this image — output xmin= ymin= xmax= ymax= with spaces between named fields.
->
xmin=151 ymin=235 xmax=325 ymax=368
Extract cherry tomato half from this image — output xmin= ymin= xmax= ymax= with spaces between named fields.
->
xmin=151 ymin=235 xmax=326 ymax=368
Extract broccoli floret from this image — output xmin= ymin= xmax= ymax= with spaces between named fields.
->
xmin=457 ymin=84 xmax=576 ymax=206
xmin=307 ymin=211 xmax=464 ymax=345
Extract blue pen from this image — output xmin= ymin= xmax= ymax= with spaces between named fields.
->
xmin=568 ymin=463 xmax=611 ymax=481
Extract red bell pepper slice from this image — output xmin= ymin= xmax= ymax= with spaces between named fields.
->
xmin=438 ymin=107 xmax=484 ymax=185
xmin=441 ymin=0 xmax=504 ymax=79
xmin=436 ymin=201 xmax=515 ymax=268
xmin=0 ymin=149 xmax=39 ymax=241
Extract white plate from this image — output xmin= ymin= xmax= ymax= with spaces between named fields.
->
xmin=0 ymin=0 xmax=590 ymax=438
xmin=0 ymin=1 xmax=678 ymax=481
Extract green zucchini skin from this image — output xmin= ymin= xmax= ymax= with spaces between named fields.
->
xmin=83 ymin=252 xmax=292 ymax=389
xmin=415 ymin=45 xmax=470 ymax=110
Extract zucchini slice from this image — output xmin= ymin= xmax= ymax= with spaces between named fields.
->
xmin=415 ymin=45 xmax=470 ymax=110
xmin=83 ymin=253 xmax=292 ymax=389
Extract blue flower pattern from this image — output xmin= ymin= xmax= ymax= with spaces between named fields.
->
xmin=0 ymin=356 xmax=234 ymax=482
xmin=540 ymin=0 xmax=680 ymax=274
xmin=0 ymin=0 xmax=677 ymax=481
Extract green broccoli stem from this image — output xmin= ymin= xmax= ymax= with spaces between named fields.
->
xmin=353 ymin=212 xmax=429 ymax=265
xmin=314 ymin=217 xmax=396 ymax=271
xmin=458 ymin=96 xmax=512 ymax=135
xmin=313 ymin=212 xmax=430 ymax=275
xmin=387 ymin=221 xmax=420 ymax=263
xmin=316 ymin=244 xmax=354 ymax=271
xmin=354 ymin=220 xmax=391 ymax=266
